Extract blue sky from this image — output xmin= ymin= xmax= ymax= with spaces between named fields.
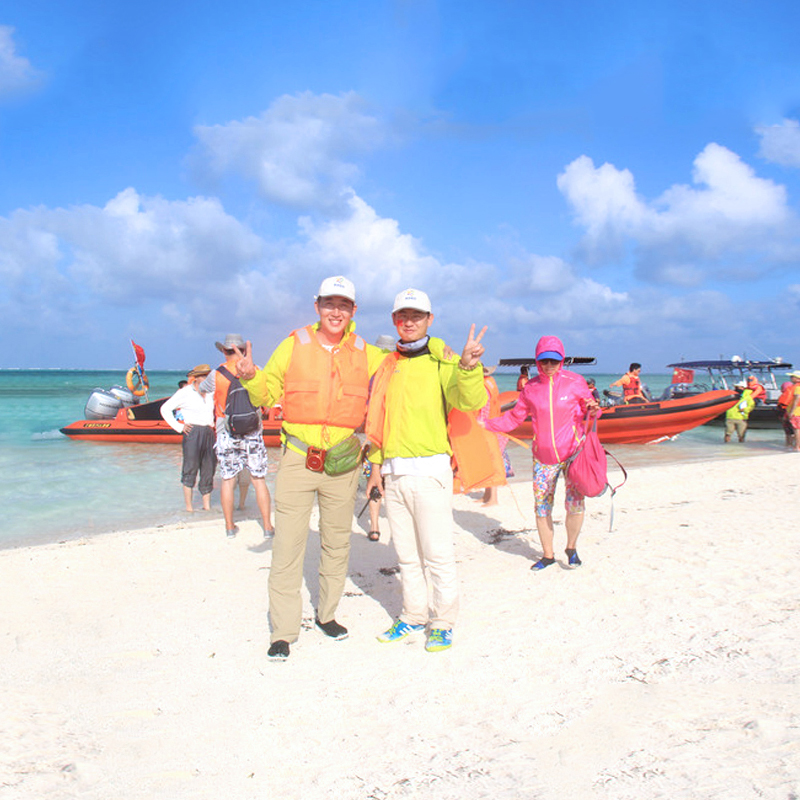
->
xmin=2 ymin=0 xmax=800 ymax=372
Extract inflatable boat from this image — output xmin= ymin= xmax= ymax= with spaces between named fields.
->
xmin=496 ymin=388 xmax=738 ymax=445
xmin=61 ymin=396 xmax=283 ymax=446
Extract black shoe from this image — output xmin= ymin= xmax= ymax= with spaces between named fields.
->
xmin=565 ymin=548 xmax=582 ymax=567
xmin=531 ymin=556 xmax=556 ymax=571
xmin=267 ymin=640 xmax=290 ymax=660
xmin=315 ymin=617 xmax=349 ymax=640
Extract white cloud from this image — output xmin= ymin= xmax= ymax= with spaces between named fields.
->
xmin=0 ymin=26 xmax=40 ymax=97
xmin=54 ymin=188 xmax=264 ymax=302
xmin=558 ymin=144 xmax=794 ymax=283
xmin=191 ymin=91 xmax=384 ymax=211
xmin=0 ymin=189 xmax=265 ymax=342
xmin=294 ymin=193 xmax=435 ymax=303
xmin=757 ymin=119 xmax=800 ymax=168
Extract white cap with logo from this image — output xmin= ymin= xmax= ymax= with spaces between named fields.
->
xmin=392 ymin=288 xmax=432 ymax=314
xmin=317 ymin=276 xmax=356 ymax=303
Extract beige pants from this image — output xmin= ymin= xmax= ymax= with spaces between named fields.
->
xmin=383 ymin=463 xmax=459 ymax=630
xmin=268 ymin=447 xmax=360 ymax=643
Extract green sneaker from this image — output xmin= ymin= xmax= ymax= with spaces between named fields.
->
xmin=377 ymin=619 xmax=425 ymax=643
xmin=425 ymin=628 xmax=453 ymax=652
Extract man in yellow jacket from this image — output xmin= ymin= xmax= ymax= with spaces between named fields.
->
xmin=366 ymin=288 xmax=487 ymax=653
xmin=236 ymin=276 xmax=386 ymax=661
xmin=724 ymin=381 xmax=756 ymax=443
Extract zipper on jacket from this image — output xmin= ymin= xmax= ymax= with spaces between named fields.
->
xmin=548 ymin=376 xmax=560 ymax=462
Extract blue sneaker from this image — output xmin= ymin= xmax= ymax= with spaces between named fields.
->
xmin=565 ymin=548 xmax=582 ymax=567
xmin=531 ymin=556 xmax=556 ymax=571
xmin=425 ymin=628 xmax=453 ymax=652
xmin=377 ymin=619 xmax=425 ymax=643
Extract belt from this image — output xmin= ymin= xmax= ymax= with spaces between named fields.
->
xmin=283 ymin=431 xmax=317 ymax=454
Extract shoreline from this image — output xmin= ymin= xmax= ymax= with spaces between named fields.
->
xmin=3 ymin=428 xmax=791 ymax=553
xmin=2 ymin=452 xmax=798 ymax=798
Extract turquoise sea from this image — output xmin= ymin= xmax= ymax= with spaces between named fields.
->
xmin=0 ymin=369 xmax=787 ymax=550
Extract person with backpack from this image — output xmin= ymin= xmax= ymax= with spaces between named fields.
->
xmin=198 ymin=334 xmax=273 ymax=539
xmin=483 ymin=335 xmax=599 ymax=571
xmin=235 ymin=277 xmax=388 ymax=661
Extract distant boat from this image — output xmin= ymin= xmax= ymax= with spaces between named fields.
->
xmin=496 ymin=357 xmax=737 ymax=444
xmin=664 ymin=358 xmax=793 ymax=429
xmin=497 ymin=388 xmax=737 ymax=445
xmin=61 ymin=396 xmax=283 ymax=446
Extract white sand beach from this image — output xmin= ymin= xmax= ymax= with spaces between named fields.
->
xmin=2 ymin=451 xmax=799 ymax=800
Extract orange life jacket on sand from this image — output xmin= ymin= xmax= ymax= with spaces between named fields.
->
xmin=449 ymin=409 xmax=507 ymax=493
xmin=283 ymin=325 xmax=370 ymax=428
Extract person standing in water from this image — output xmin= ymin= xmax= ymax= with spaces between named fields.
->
xmin=160 ymin=364 xmax=216 ymax=513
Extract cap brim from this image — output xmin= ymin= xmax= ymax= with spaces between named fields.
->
xmin=536 ymin=351 xmax=564 ymax=361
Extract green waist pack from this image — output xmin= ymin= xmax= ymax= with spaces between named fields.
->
xmin=324 ymin=435 xmax=366 ymax=476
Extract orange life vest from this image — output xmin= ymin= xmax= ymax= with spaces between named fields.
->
xmin=213 ymin=363 xmax=233 ymax=419
xmin=623 ymin=373 xmax=645 ymax=401
xmin=449 ymin=408 xmax=507 ymax=493
xmin=485 ymin=376 xmax=501 ymax=417
xmin=778 ymin=384 xmax=794 ymax=409
xmin=283 ymin=325 xmax=370 ymax=428
xmin=364 ymin=352 xmax=400 ymax=449
xmin=747 ymin=379 xmax=766 ymax=401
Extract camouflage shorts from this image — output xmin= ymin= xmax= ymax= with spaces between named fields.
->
xmin=215 ymin=427 xmax=269 ymax=480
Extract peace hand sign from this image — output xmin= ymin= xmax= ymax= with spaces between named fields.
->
xmin=459 ymin=324 xmax=487 ymax=370
xmin=233 ymin=341 xmax=257 ymax=380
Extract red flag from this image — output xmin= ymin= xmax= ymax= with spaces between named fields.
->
xmin=671 ymin=367 xmax=694 ymax=384
xmin=131 ymin=340 xmax=146 ymax=370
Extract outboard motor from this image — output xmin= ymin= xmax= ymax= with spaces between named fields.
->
xmin=108 ymin=385 xmax=139 ymax=406
xmin=84 ymin=389 xmax=124 ymax=420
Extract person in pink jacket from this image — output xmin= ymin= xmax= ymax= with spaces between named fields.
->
xmin=484 ymin=335 xmax=599 ymax=570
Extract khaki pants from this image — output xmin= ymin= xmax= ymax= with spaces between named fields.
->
xmin=383 ymin=463 xmax=459 ymax=630
xmin=268 ymin=447 xmax=360 ymax=643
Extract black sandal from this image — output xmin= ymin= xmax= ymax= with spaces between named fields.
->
xmin=368 ymin=530 xmax=380 ymax=542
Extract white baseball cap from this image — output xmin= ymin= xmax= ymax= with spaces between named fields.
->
xmin=317 ymin=276 xmax=356 ymax=303
xmin=392 ymin=288 xmax=432 ymax=314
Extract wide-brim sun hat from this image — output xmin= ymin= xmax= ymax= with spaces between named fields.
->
xmin=787 ymin=370 xmax=800 ymax=379
xmin=188 ymin=364 xmax=212 ymax=377
xmin=392 ymin=288 xmax=432 ymax=314
xmin=317 ymin=275 xmax=356 ymax=303
xmin=215 ymin=333 xmax=246 ymax=353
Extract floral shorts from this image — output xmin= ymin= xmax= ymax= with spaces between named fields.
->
xmin=531 ymin=459 xmax=585 ymax=517
xmin=214 ymin=427 xmax=269 ymax=480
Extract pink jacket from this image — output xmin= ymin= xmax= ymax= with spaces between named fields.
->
xmin=486 ymin=361 xmax=593 ymax=464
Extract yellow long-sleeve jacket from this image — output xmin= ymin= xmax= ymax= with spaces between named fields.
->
xmin=367 ymin=336 xmax=487 ymax=464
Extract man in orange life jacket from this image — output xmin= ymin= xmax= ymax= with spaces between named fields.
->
xmin=236 ymin=276 xmax=386 ymax=661
xmin=610 ymin=362 xmax=647 ymax=403
xmin=365 ymin=288 xmax=488 ymax=653
xmin=198 ymin=334 xmax=273 ymax=538
xmin=746 ymin=374 xmax=766 ymax=403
